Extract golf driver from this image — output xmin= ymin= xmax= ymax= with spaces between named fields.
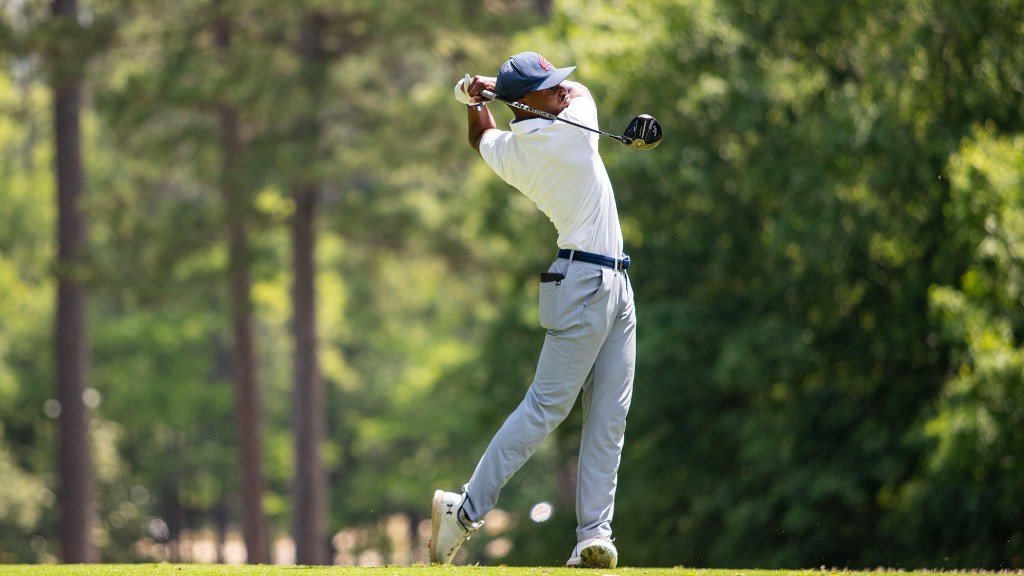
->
xmin=480 ymin=89 xmax=662 ymax=150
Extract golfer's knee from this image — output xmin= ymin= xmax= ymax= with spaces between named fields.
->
xmin=524 ymin=388 xmax=574 ymax=423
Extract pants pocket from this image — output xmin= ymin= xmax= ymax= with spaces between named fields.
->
xmin=539 ymin=280 xmax=564 ymax=331
xmin=539 ymin=268 xmax=603 ymax=331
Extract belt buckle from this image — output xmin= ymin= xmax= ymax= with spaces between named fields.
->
xmin=617 ymin=256 xmax=630 ymax=271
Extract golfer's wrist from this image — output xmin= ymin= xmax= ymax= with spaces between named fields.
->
xmin=467 ymin=103 xmax=486 ymax=110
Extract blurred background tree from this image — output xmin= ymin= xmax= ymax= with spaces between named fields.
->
xmin=1 ymin=0 xmax=1022 ymax=568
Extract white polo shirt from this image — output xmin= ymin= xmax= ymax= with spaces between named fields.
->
xmin=478 ymin=97 xmax=624 ymax=258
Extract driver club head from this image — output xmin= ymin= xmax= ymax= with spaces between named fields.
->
xmin=622 ymin=114 xmax=663 ymax=150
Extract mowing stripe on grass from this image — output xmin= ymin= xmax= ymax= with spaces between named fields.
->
xmin=0 ymin=566 xmax=972 ymax=576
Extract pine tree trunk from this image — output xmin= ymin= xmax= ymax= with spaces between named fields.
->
xmin=291 ymin=182 xmax=328 ymax=565
xmin=291 ymin=12 xmax=329 ymax=565
xmin=52 ymin=0 xmax=96 ymax=563
xmin=214 ymin=2 xmax=270 ymax=564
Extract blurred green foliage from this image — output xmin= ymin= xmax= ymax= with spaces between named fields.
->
xmin=1 ymin=0 xmax=1023 ymax=569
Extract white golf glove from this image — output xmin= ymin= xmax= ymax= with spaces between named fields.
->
xmin=453 ymin=74 xmax=474 ymax=105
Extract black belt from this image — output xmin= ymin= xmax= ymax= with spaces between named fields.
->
xmin=557 ymin=249 xmax=631 ymax=271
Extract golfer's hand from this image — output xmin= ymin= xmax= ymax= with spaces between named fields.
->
xmin=454 ymin=74 xmax=475 ymax=105
xmin=464 ymin=75 xmax=497 ymax=102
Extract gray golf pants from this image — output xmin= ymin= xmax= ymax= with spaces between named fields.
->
xmin=462 ymin=256 xmax=636 ymax=541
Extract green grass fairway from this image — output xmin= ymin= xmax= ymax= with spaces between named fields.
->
xmin=0 ymin=567 xmax=965 ymax=576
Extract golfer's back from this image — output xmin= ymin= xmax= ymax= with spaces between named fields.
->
xmin=479 ymin=97 xmax=623 ymax=257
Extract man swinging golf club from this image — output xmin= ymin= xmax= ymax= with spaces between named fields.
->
xmin=429 ymin=52 xmax=636 ymax=568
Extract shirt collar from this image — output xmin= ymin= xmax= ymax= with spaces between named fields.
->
xmin=509 ymin=116 xmax=553 ymax=135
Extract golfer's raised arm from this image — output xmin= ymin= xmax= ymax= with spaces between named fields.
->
xmin=464 ymin=75 xmax=498 ymax=152
xmin=561 ymin=80 xmax=592 ymax=101
xmin=466 ymin=104 xmax=494 ymax=152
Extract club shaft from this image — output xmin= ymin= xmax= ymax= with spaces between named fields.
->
xmin=480 ymin=90 xmax=629 ymax=144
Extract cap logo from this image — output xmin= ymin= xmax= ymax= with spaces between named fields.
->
xmin=538 ymin=56 xmax=552 ymax=71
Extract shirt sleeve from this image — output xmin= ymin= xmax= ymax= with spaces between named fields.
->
xmin=561 ymin=97 xmax=599 ymax=130
xmin=478 ymin=128 xmax=511 ymax=180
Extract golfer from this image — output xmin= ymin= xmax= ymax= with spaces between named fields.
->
xmin=429 ymin=52 xmax=636 ymax=569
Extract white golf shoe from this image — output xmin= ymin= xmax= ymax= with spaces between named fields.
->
xmin=566 ymin=536 xmax=618 ymax=568
xmin=428 ymin=490 xmax=483 ymax=564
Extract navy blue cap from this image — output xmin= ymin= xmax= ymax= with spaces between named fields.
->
xmin=495 ymin=52 xmax=576 ymax=101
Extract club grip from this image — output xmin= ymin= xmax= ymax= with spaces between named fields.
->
xmin=481 ymin=89 xmax=499 ymax=101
